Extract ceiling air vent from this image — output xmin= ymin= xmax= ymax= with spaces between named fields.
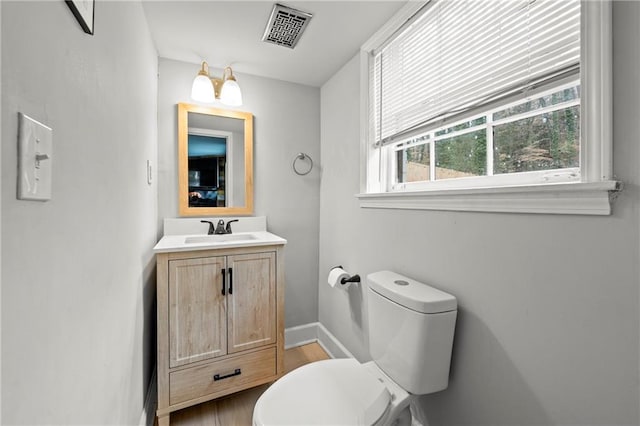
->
xmin=262 ymin=3 xmax=313 ymax=49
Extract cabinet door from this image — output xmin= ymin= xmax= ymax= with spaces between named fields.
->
xmin=169 ymin=256 xmax=227 ymax=368
xmin=227 ymin=252 xmax=276 ymax=354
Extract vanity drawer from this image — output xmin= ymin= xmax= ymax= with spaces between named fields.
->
xmin=169 ymin=347 xmax=276 ymax=405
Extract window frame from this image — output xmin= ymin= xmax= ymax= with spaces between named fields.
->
xmin=357 ymin=0 xmax=620 ymax=215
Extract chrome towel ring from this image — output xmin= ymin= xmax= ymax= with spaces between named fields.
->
xmin=292 ymin=152 xmax=313 ymax=176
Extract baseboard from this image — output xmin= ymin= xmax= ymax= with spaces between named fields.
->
xmin=284 ymin=322 xmax=320 ymax=349
xmin=284 ymin=322 xmax=354 ymax=359
xmin=316 ymin=322 xmax=355 ymax=359
xmin=139 ymin=367 xmax=157 ymax=426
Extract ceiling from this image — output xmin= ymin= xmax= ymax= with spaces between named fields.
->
xmin=142 ymin=1 xmax=406 ymax=87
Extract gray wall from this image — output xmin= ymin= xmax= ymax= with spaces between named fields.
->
xmin=1 ymin=2 xmax=158 ymax=424
xmin=0 ymin=3 xmax=3 ymax=421
xmin=318 ymin=3 xmax=640 ymax=425
xmin=157 ymin=58 xmax=321 ymax=328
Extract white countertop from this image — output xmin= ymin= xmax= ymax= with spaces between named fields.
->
xmin=153 ymin=231 xmax=287 ymax=253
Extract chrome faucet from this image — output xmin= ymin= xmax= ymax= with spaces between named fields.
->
xmin=200 ymin=219 xmax=239 ymax=235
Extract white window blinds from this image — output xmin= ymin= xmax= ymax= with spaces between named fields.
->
xmin=372 ymin=0 xmax=581 ymax=146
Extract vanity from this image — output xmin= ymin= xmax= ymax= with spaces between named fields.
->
xmin=153 ymin=218 xmax=286 ymax=426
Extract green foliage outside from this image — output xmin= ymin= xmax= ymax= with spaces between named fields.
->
xmin=494 ymin=105 xmax=579 ymax=174
xmin=436 ymin=130 xmax=487 ymax=177
xmin=398 ymin=87 xmax=580 ymax=181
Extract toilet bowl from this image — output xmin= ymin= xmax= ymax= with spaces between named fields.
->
xmin=253 ymin=358 xmax=412 ymax=426
xmin=253 ymin=271 xmax=457 ymax=426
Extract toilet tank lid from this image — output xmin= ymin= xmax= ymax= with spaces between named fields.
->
xmin=367 ymin=271 xmax=457 ymax=314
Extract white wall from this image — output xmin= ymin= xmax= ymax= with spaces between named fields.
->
xmin=0 ymin=2 xmax=3 ymax=420
xmin=1 ymin=2 xmax=158 ymax=424
xmin=319 ymin=3 xmax=640 ymax=425
xmin=157 ymin=58 xmax=321 ymax=328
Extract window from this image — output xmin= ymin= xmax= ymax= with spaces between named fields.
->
xmin=358 ymin=0 xmax=618 ymax=215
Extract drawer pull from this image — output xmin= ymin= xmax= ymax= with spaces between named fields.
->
xmin=221 ymin=268 xmax=226 ymax=296
xmin=213 ymin=368 xmax=241 ymax=381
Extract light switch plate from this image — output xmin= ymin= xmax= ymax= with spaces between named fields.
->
xmin=18 ymin=113 xmax=53 ymax=201
xmin=147 ymin=160 xmax=153 ymax=185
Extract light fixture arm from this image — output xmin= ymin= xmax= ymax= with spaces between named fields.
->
xmin=223 ymin=67 xmax=237 ymax=82
xmin=198 ymin=61 xmax=210 ymax=77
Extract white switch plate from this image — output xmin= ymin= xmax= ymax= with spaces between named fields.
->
xmin=18 ymin=113 xmax=53 ymax=201
xmin=147 ymin=160 xmax=153 ymax=185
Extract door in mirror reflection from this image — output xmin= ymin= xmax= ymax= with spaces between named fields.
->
xmin=188 ymin=129 xmax=231 ymax=208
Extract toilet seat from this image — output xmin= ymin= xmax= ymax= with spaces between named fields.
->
xmin=253 ymin=359 xmax=391 ymax=426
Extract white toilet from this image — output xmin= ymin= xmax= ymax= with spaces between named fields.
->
xmin=253 ymin=270 xmax=457 ymax=426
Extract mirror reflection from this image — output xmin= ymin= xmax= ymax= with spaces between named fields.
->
xmin=187 ymin=113 xmax=243 ymax=208
xmin=178 ymin=103 xmax=253 ymax=216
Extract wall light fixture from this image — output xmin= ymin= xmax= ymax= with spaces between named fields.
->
xmin=191 ymin=61 xmax=243 ymax=106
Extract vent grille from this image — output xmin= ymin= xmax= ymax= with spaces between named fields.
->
xmin=262 ymin=3 xmax=313 ymax=49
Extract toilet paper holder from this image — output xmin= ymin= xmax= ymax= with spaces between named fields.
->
xmin=331 ymin=265 xmax=361 ymax=285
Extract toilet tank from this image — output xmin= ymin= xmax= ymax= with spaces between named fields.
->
xmin=367 ymin=271 xmax=457 ymax=395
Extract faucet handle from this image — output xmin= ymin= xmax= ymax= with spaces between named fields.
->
xmin=225 ymin=219 xmax=239 ymax=234
xmin=200 ymin=220 xmax=215 ymax=235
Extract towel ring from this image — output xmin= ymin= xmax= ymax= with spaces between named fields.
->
xmin=292 ymin=153 xmax=313 ymax=176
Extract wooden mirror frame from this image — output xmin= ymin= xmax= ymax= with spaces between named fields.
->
xmin=178 ymin=103 xmax=254 ymax=216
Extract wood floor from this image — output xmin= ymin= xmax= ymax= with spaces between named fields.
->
xmin=168 ymin=343 xmax=330 ymax=426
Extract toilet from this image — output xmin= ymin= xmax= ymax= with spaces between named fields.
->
xmin=253 ymin=270 xmax=457 ymax=426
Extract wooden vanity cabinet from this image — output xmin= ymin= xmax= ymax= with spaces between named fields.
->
xmin=156 ymin=244 xmax=284 ymax=426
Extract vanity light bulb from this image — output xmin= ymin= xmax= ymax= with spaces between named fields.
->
xmin=191 ymin=74 xmax=215 ymax=103
xmin=220 ymin=79 xmax=243 ymax=106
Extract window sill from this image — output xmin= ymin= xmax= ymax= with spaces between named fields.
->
xmin=356 ymin=181 xmax=622 ymax=215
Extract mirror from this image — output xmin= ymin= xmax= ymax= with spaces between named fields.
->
xmin=178 ymin=103 xmax=253 ymax=216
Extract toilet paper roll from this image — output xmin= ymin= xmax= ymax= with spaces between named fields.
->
xmin=328 ymin=267 xmax=351 ymax=290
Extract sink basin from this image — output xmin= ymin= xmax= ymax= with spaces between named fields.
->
xmin=184 ymin=234 xmax=258 ymax=244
